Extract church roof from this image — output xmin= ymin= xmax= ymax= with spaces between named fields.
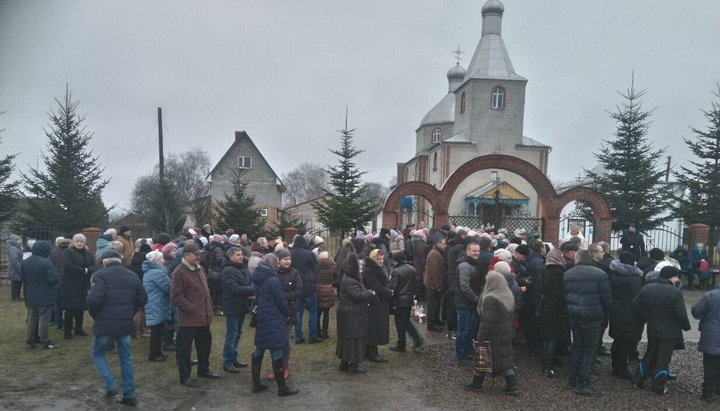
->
xmin=463 ymin=0 xmax=526 ymax=82
xmin=465 ymin=180 xmax=529 ymax=200
xmin=519 ymin=135 xmax=551 ymax=148
xmin=444 ymin=132 xmax=472 ymax=144
xmin=418 ymin=92 xmax=455 ymax=128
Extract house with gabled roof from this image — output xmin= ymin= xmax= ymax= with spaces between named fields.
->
xmin=208 ymin=131 xmax=285 ymax=227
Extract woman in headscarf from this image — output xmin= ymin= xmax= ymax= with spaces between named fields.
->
xmin=336 ymin=253 xmax=376 ymax=373
xmin=60 ymin=233 xmax=96 ymax=339
xmin=142 ymin=250 xmax=171 ymax=362
xmin=540 ymin=249 xmax=570 ymax=377
xmin=363 ymin=248 xmax=393 ymax=363
xmin=465 ymin=271 xmax=518 ymax=395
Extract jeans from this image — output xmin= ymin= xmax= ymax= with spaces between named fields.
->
xmin=455 ymin=307 xmax=476 ymax=360
xmin=295 ymin=293 xmax=318 ymax=341
xmin=92 ymin=335 xmax=135 ymax=399
xmin=176 ymin=325 xmax=212 ymax=381
xmin=223 ymin=315 xmax=246 ymax=366
xmin=253 ymin=346 xmax=284 ymax=362
xmin=26 ymin=306 xmax=52 ymax=343
xmin=394 ymin=306 xmax=421 ymax=347
xmin=568 ymin=317 xmax=601 ymax=389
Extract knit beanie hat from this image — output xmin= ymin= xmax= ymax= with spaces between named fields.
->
xmin=660 ymin=265 xmax=680 ymax=279
xmin=619 ymin=251 xmax=637 ymax=265
xmin=493 ymin=261 xmax=511 ymax=275
xmin=276 ymin=249 xmax=291 ymax=260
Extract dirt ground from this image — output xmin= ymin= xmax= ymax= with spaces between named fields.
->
xmin=0 ymin=285 xmax=717 ymax=410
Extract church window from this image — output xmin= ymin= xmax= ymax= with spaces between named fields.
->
xmin=238 ymin=156 xmax=252 ymax=169
xmin=491 ymin=87 xmax=505 ymax=109
xmin=433 ymin=152 xmax=438 ymax=172
xmin=260 ymin=208 xmax=268 ymax=217
xmin=460 ymin=92 xmax=466 ymax=114
xmin=432 ymin=128 xmax=442 ymax=144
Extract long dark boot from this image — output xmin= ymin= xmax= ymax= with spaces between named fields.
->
xmin=463 ymin=373 xmax=484 ymax=391
xmin=502 ymin=375 xmax=519 ymax=395
xmin=251 ymin=355 xmax=268 ymax=393
xmin=63 ymin=315 xmax=73 ymax=340
xmin=651 ymin=374 xmax=669 ymax=395
xmin=273 ymin=359 xmax=299 ymax=396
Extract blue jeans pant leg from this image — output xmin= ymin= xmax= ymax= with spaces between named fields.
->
xmin=253 ymin=347 xmax=285 ymax=362
xmin=306 ymin=294 xmax=318 ymax=340
xmin=93 ymin=335 xmax=116 ymax=391
xmin=116 ymin=335 xmax=136 ymax=399
xmin=295 ymin=296 xmax=306 ymax=340
xmin=223 ymin=316 xmax=244 ymax=366
xmin=455 ymin=308 xmax=474 ymax=360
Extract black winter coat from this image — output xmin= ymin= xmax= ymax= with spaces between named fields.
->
xmin=608 ymin=259 xmax=644 ymax=342
xmin=128 ymin=251 xmax=146 ymax=279
xmin=87 ymin=262 xmax=147 ymax=336
xmin=220 ymin=259 xmax=254 ymax=316
xmin=691 ymin=286 xmax=720 ymax=356
xmin=278 ymin=266 xmax=303 ymax=324
xmin=290 ymin=236 xmax=318 ymax=295
xmin=363 ymin=258 xmax=392 ymax=346
xmin=411 ymin=238 xmax=430 ymax=282
xmin=60 ymin=246 xmax=96 ymax=311
xmin=336 ymin=274 xmax=374 ymax=340
xmin=540 ymin=264 xmax=570 ymax=342
xmin=633 ymin=279 xmax=691 ymax=342
xmin=476 ymin=296 xmax=515 ymax=373
xmin=445 ymin=240 xmax=464 ymax=288
xmin=21 ymin=241 xmax=59 ymax=307
xmin=520 ymin=251 xmax=544 ymax=306
xmin=562 ymin=259 xmax=611 ymax=320
xmin=390 ymin=263 xmax=416 ymax=308
xmin=620 ymin=231 xmax=645 ymax=257
xmin=469 ymin=249 xmax=493 ymax=296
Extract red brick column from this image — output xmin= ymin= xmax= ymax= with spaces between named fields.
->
xmin=594 ymin=218 xmax=613 ymax=245
xmin=82 ymin=227 xmax=102 ymax=255
xmin=434 ymin=212 xmax=449 ymax=228
xmin=688 ymin=223 xmax=710 ymax=248
xmin=544 ymin=218 xmax=560 ymax=247
xmin=283 ymin=227 xmax=299 ymax=244
xmin=382 ymin=212 xmax=398 ymax=229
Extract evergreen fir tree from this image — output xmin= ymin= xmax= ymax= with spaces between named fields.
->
xmin=585 ymin=77 xmax=674 ymax=232
xmin=312 ymin=124 xmax=375 ymax=239
xmin=0 ymin=121 xmax=18 ymax=223
xmin=674 ymin=84 xmax=720 ymax=230
xmin=144 ymin=178 xmax=186 ymax=235
xmin=213 ymin=169 xmax=266 ymax=236
xmin=271 ymin=209 xmax=308 ymax=238
xmin=19 ymin=86 xmax=110 ymax=234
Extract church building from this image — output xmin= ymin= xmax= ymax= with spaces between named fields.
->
xmin=396 ymin=0 xmax=551 ymax=228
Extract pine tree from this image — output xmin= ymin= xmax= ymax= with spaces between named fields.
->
xmin=312 ymin=124 xmax=375 ymax=239
xmin=585 ymin=77 xmax=674 ymax=232
xmin=213 ymin=169 xmax=266 ymax=236
xmin=143 ymin=178 xmax=186 ymax=235
xmin=271 ymin=209 xmax=308 ymax=238
xmin=674 ymin=84 xmax=720 ymax=230
xmin=19 ymin=85 xmax=110 ymax=234
xmin=0 ymin=118 xmax=18 ymax=223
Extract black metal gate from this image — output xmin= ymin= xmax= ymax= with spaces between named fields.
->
xmin=560 ymin=208 xmax=595 ymax=244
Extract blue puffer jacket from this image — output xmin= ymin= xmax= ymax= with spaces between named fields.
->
xmin=142 ymin=260 xmax=171 ymax=326
xmin=252 ymin=262 xmax=290 ymax=350
xmin=20 ymin=241 xmax=59 ymax=306
xmin=562 ymin=259 xmax=612 ymax=320
xmin=94 ymin=234 xmax=113 ymax=263
xmin=691 ymin=286 xmax=720 ymax=356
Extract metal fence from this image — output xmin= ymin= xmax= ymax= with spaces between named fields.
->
xmin=448 ymin=215 xmax=544 ymax=239
xmin=610 ymin=224 xmax=686 ymax=255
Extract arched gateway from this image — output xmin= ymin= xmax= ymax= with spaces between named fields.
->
xmin=383 ymin=154 xmax=612 ymax=245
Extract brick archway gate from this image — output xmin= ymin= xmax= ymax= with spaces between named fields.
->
xmin=382 ymin=181 xmax=447 ymax=229
xmin=383 ymin=154 xmax=612 ymax=246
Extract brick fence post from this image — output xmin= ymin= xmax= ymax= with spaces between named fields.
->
xmin=688 ymin=223 xmax=710 ymax=249
xmin=283 ymin=227 xmax=299 ymax=244
xmin=82 ymin=227 xmax=102 ymax=255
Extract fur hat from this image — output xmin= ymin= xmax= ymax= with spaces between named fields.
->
xmin=660 ymin=265 xmax=680 ymax=279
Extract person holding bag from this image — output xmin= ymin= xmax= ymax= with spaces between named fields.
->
xmin=464 ymin=271 xmax=518 ymax=395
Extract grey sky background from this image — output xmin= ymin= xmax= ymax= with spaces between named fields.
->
xmin=1 ymin=0 xmax=719 ymax=212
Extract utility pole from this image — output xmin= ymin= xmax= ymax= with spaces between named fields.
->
xmin=158 ymin=107 xmax=165 ymax=183
xmin=665 ymin=156 xmax=671 ymax=182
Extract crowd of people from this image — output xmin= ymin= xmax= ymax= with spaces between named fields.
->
xmin=6 ymin=221 xmax=720 ymax=406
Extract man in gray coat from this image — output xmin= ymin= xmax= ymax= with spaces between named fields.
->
xmin=6 ymin=234 xmax=23 ymax=301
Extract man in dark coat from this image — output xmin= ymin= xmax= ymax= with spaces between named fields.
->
xmin=424 ymin=236 xmax=446 ymax=332
xmin=691 ymin=283 xmax=720 ymax=402
xmin=519 ymin=241 xmax=544 ymax=351
xmin=563 ymin=246 xmax=612 ymax=397
xmin=363 ymin=251 xmax=393 ymax=362
xmin=608 ymin=252 xmax=644 ymax=379
xmin=220 ymin=247 xmax=254 ymax=373
xmin=290 ymin=235 xmax=320 ymax=343
xmin=21 ymin=241 xmax=60 ymax=349
xmin=620 ymin=224 xmax=645 ymax=258
xmin=443 ymin=229 xmax=467 ymax=337
xmin=170 ymin=242 xmax=219 ymax=388
xmin=455 ymin=241 xmax=481 ymax=362
xmin=389 ymin=252 xmax=423 ymax=352
xmin=49 ymin=237 xmax=70 ymax=329
xmin=87 ymin=249 xmax=148 ymax=406
xmin=61 ymin=234 xmax=96 ymax=339
xmin=632 ymin=266 xmax=691 ymax=395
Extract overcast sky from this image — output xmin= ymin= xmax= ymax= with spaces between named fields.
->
xmin=2 ymin=0 xmax=719 ymax=212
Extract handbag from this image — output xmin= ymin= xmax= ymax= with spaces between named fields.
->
xmin=474 ymin=340 xmax=493 ymax=374
xmin=249 ymin=304 xmax=258 ymax=328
